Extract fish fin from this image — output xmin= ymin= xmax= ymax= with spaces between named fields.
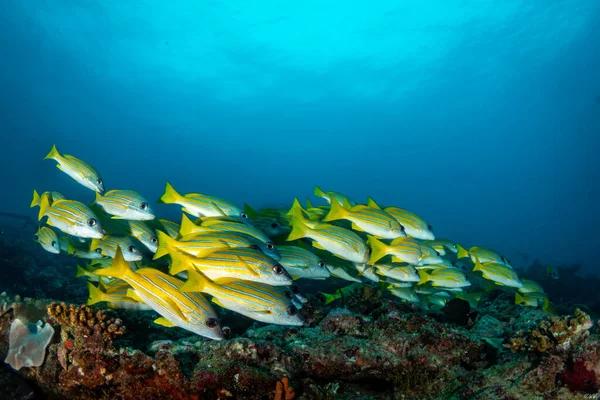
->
xmin=94 ymin=248 xmax=133 ymax=278
xmin=126 ymin=288 xmax=144 ymax=303
xmin=472 ymin=255 xmax=483 ymax=272
xmin=43 ymin=144 xmax=60 ymax=160
xmin=180 ymin=269 xmax=208 ymax=293
xmin=367 ymin=235 xmax=388 ymax=264
xmin=30 ymin=190 xmax=40 ymax=208
xmin=38 ymin=194 xmax=51 ymax=221
xmin=158 ymin=182 xmax=182 ymax=205
xmin=306 ymin=198 xmax=314 ymax=209
xmin=312 ymin=241 xmax=326 ymax=250
xmin=93 ymin=192 xmax=102 ymax=204
xmin=179 ymin=214 xmax=205 ymax=237
xmin=323 ymin=197 xmax=347 ymax=222
xmin=350 ymin=222 xmax=365 ymax=232
xmin=110 ymin=216 xmax=126 ymax=220
xmin=90 ymin=238 xmax=102 ymax=252
xmin=320 ymin=292 xmax=338 ymax=305
xmin=417 ymin=270 xmax=431 ymax=285
xmin=243 ymin=203 xmax=258 ymax=219
xmin=367 ymin=197 xmax=381 ymax=209
xmin=210 ymin=201 xmax=228 ymax=217
xmin=154 ymin=230 xmax=176 ymax=260
xmin=286 ymin=198 xmax=304 ymax=219
xmin=456 ymin=244 xmax=469 ymax=259
xmin=67 ymin=243 xmax=75 ymax=255
xmin=86 ymin=282 xmax=105 ymax=305
xmin=153 ymin=317 xmax=177 ymax=327
xmin=287 ymin=217 xmax=310 ymax=241
xmin=314 ymin=185 xmax=326 ymax=199
xmin=515 ymin=292 xmax=524 ymax=305
xmin=542 ymin=297 xmax=550 ymax=311
xmin=235 ymin=255 xmax=260 ymax=276
xmin=341 ymin=197 xmax=352 ymax=210
xmin=169 ymin=252 xmax=192 ymax=275
xmin=75 ymin=265 xmax=88 ymax=278
xmin=211 ymin=297 xmax=226 ymax=308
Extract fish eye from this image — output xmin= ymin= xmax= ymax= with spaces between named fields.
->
xmin=87 ymin=218 xmax=97 ymax=227
xmin=241 ymin=212 xmax=248 ymax=219
xmin=95 ymin=248 xmax=103 ymax=253
xmin=205 ymin=318 xmax=218 ymax=328
xmin=273 ymin=264 xmax=284 ymax=274
xmin=291 ymin=285 xmax=300 ymax=294
xmin=140 ymin=202 xmax=148 ymax=210
xmin=318 ymin=261 xmax=325 ymax=268
xmin=428 ymin=224 xmax=433 ymax=232
xmin=151 ymin=236 xmax=158 ymax=244
xmin=127 ymin=245 xmax=135 ymax=253
xmin=249 ymin=244 xmax=260 ymax=250
xmin=271 ymin=222 xmax=279 ymax=229
xmin=96 ymin=179 xmax=103 ymax=185
xmin=266 ymin=243 xmax=274 ymax=250
xmin=287 ymin=305 xmax=298 ymax=316
xmin=51 ymin=240 xmax=57 ymax=247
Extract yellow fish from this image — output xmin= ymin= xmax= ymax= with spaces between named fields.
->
xmin=43 ymin=144 xmax=104 ymax=193
xmin=94 ymin=249 xmax=223 ymax=340
xmin=323 ymin=200 xmax=405 ymax=239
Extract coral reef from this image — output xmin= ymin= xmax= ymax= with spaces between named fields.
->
xmin=1 ymin=230 xmax=600 ymax=399
xmin=508 ymin=309 xmax=592 ymax=353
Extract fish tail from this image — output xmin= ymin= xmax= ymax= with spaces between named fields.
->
xmin=179 ymin=214 xmax=200 ymax=237
xmin=367 ymin=235 xmax=388 ymax=264
xmin=30 ymin=190 xmax=40 ymax=208
xmin=542 ymin=297 xmax=550 ymax=311
xmin=305 ymin=198 xmax=314 ymax=209
xmin=154 ymin=230 xmax=175 ymax=260
xmin=94 ymin=248 xmax=133 ymax=278
xmin=417 ymin=270 xmax=431 ymax=285
xmin=367 ymin=197 xmax=381 ymax=209
xmin=323 ymin=197 xmax=347 ymax=222
xmin=287 ymin=217 xmax=309 ymax=241
xmin=158 ymin=181 xmax=182 ymax=204
xmin=321 ymin=292 xmax=338 ymax=305
xmin=456 ymin=244 xmax=469 ymax=259
xmin=169 ymin=252 xmax=191 ymax=275
xmin=75 ymin=265 xmax=87 ymax=278
xmin=38 ymin=194 xmax=50 ymax=221
xmin=515 ymin=292 xmax=524 ymax=305
xmin=314 ymin=185 xmax=326 ymax=199
xmin=180 ymin=269 xmax=209 ymax=293
xmin=93 ymin=191 xmax=103 ymax=204
xmin=86 ymin=282 xmax=105 ymax=305
xmin=67 ymin=243 xmax=76 ymax=255
xmin=43 ymin=144 xmax=60 ymax=160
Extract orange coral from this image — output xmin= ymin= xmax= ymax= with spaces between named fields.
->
xmin=274 ymin=377 xmax=295 ymax=400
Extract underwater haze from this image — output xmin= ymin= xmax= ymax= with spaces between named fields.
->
xmin=1 ymin=0 xmax=599 ymax=272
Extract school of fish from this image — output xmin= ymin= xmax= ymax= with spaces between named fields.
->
xmin=30 ymin=144 xmax=551 ymax=340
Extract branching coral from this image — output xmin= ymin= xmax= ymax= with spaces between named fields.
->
xmin=47 ymin=302 xmax=125 ymax=342
xmin=508 ymin=309 xmax=592 ymax=353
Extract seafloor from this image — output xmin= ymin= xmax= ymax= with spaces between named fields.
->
xmin=1 ymin=219 xmax=599 ymax=400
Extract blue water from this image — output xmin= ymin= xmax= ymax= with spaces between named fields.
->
xmin=1 ymin=1 xmax=599 ymax=271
